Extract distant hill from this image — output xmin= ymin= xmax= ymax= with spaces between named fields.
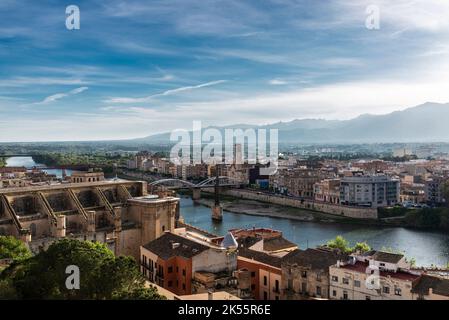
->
xmin=134 ymin=102 xmax=449 ymax=144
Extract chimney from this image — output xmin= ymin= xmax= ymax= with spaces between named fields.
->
xmin=208 ymin=290 xmax=213 ymax=300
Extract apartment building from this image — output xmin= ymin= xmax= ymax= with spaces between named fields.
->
xmin=329 ymin=251 xmax=420 ymax=300
xmin=314 ymin=179 xmax=341 ymax=204
xmin=282 ymin=248 xmax=348 ymax=300
xmin=339 ymin=174 xmax=400 ymax=208
xmin=232 ymin=228 xmax=297 ymax=300
xmin=140 ymin=230 xmax=238 ymax=296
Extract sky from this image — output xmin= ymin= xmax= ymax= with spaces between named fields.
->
xmin=1 ymin=0 xmax=449 ymax=142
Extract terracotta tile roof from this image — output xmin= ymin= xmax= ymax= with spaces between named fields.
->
xmin=372 ymin=251 xmax=404 ymax=264
xmin=283 ymin=248 xmax=348 ymax=270
xmin=142 ymin=232 xmax=209 ymax=260
xmin=263 ymin=235 xmax=297 ymax=252
xmin=412 ymin=275 xmax=449 ymax=296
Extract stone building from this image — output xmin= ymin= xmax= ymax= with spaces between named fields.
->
xmin=281 ymin=248 xmax=348 ymax=300
xmin=0 ymin=180 xmax=178 ymax=259
xmin=71 ymin=171 xmax=105 ymax=183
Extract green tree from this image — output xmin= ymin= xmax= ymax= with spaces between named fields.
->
xmin=0 ymin=239 xmax=165 ymax=300
xmin=0 ymin=236 xmax=32 ymax=261
xmin=352 ymin=242 xmax=371 ymax=254
xmin=326 ymin=235 xmax=352 ymax=253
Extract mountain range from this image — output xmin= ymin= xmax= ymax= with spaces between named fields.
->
xmin=135 ymin=102 xmax=449 ymax=144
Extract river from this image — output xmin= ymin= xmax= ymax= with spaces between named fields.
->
xmin=179 ymin=196 xmax=449 ymax=267
xmin=5 ymin=156 xmax=73 ymax=179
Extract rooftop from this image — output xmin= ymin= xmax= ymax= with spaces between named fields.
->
xmin=283 ymin=248 xmax=348 ymax=270
xmin=337 ymin=261 xmax=420 ymax=282
xmin=142 ymin=232 xmax=210 ymax=260
xmin=412 ymin=274 xmax=449 ymax=297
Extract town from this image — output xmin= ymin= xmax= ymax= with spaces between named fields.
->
xmin=1 ymin=141 xmax=449 ymax=300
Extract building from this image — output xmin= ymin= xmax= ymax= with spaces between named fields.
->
xmin=232 ymin=228 xmax=297 ymax=300
xmin=0 ymin=180 xmax=178 ymax=259
xmin=340 ymin=174 xmax=400 ymax=208
xmin=329 ymin=251 xmax=420 ymax=300
xmin=425 ymin=175 xmax=448 ymax=205
xmin=140 ymin=230 xmax=238 ymax=296
xmin=282 ymin=248 xmax=348 ymax=300
xmin=314 ymin=179 xmax=341 ymax=204
xmin=269 ymin=168 xmax=325 ymax=198
xmin=71 ymin=171 xmax=105 ymax=183
xmin=411 ymin=275 xmax=449 ymax=300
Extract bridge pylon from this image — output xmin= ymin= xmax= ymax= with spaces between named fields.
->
xmin=192 ymin=187 xmax=201 ymax=200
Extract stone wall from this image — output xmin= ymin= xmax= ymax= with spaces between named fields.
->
xmin=217 ymin=189 xmax=378 ymax=219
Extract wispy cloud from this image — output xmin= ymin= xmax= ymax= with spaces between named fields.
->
xmin=32 ymin=87 xmax=89 ymax=105
xmin=269 ymin=79 xmax=288 ymax=85
xmin=105 ymin=80 xmax=227 ymax=104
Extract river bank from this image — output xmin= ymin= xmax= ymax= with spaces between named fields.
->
xmin=181 ymin=190 xmax=385 ymax=227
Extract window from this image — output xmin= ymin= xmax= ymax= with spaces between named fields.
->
xmin=301 ymin=271 xmax=307 ymax=278
xmin=333 ymin=290 xmax=337 ymax=297
xmin=383 ymin=286 xmax=390 ymax=294
xmin=395 ymin=287 xmax=402 ymax=296
xmin=182 ymin=283 xmax=186 ymax=290
xmin=275 ymin=296 xmax=279 ymax=300
xmin=251 ymin=271 xmax=256 ymax=278
xmin=342 ymin=278 xmax=350 ymax=285
xmin=168 ymin=266 xmax=173 ymax=273
xmin=332 ymin=276 xmax=338 ymax=282
xmin=263 ymin=291 xmax=268 ymax=300
xmin=275 ymin=280 xmax=279 ymax=292
xmin=176 ymin=266 xmax=179 ymax=273
xmin=316 ymin=286 xmax=321 ymax=296
xmin=343 ymin=291 xmax=348 ymax=300
xmin=251 ymin=284 xmax=256 ymax=290
xmin=263 ymin=276 xmax=267 ymax=286
xmin=182 ymin=269 xmax=186 ymax=276
xmin=316 ymin=273 xmax=322 ymax=282
xmin=168 ymin=281 xmax=173 ymax=287
xmin=354 ymin=280 xmax=361 ymax=288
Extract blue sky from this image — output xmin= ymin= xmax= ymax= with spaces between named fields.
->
xmin=1 ymin=0 xmax=449 ymax=141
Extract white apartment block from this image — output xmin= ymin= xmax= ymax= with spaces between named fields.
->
xmin=340 ymin=174 xmax=400 ymax=208
xmin=329 ymin=251 xmax=420 ymax=300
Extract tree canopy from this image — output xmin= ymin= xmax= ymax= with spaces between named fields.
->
xmin=326 ymin=236 xmax=371 ymax=254
xmin=0 ymin=236 xmax=32 ymax=261
xmin=0 ymin=238 xmax=165 ymax=300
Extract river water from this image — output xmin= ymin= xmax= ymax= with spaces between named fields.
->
xmin=5 ymin=156 xmax=73 ymax=179
xmin=179 ymin=196 xmax=449 ymax=267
